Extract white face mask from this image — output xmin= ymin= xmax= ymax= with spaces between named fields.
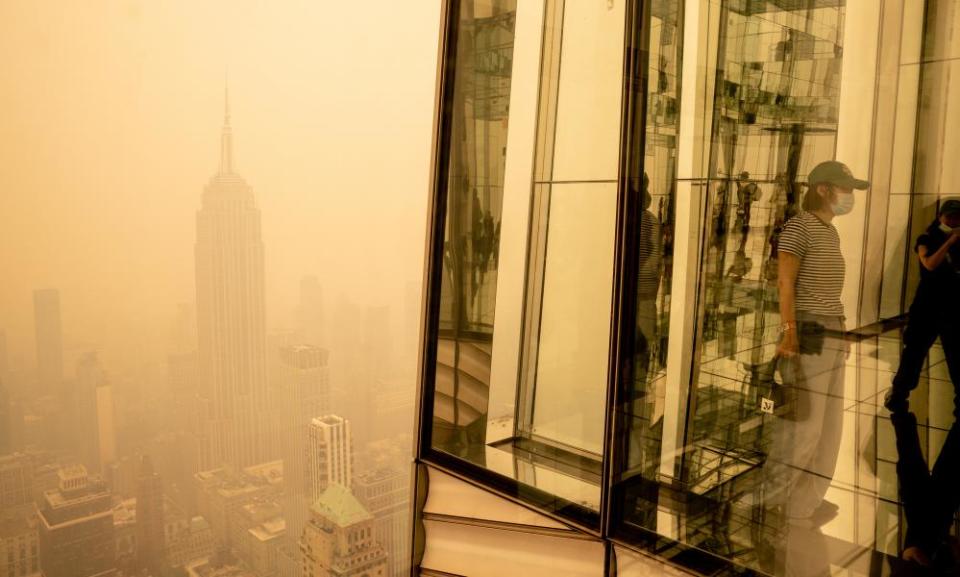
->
xmin=831 ymin=193 xmax=855 ymax=216
xmin=940 ymin=223 xmax=953 ymax=234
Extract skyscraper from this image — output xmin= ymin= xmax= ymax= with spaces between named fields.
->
xmin=74 ymin=353 xmax=115 ymax=474
xmin=195 ymin=89 xmax=270 ymax=471
xmin=306 ymin=415 xmax=352 ymax=503
xmin=32 ymin=289 xmax=63 ymax=397
xmin=135 ymin=456 xmax=164 ymax=575
xmin=277 ymin=345 xmax=330 ymax=537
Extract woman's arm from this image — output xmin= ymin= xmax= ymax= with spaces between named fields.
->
xmin=918 ymin=231 xmax=960 ymax=271
xmin=777 ymin=252 xmax=801 ymax=357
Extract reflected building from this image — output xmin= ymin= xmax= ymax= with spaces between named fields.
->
xmin=195 ymin=90 xmax=272 ymax=471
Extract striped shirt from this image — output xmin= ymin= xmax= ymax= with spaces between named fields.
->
xmin=777 ymin=211 xmax=845 ymax=317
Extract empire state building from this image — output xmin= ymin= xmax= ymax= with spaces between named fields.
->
xmin=195 ymin=92 xmax=271 ymax=470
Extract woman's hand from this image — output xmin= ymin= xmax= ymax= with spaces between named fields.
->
xmin=778 ymin=329 xmax=799 ymax=357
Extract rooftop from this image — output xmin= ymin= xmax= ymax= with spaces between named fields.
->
xmin=311 ymin=484 xmax=372 ymax=528
xmin=249 ymin=517 xmax=285 ymax=541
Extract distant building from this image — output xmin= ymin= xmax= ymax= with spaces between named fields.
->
xmin=354 ymin=468 xmax=410 ymax=577
xmin=136 ymin=456 xmax=165 ymax=574
xmin=195 ymin=90 xmax=272 ymax=471
xmin=0 ymin=504 xmax=40 ymax=577
xmin=306 ymin=416 xmax=352 ymax=504
xmin=193 ymin=461 xmax=283 ymax=552
xmin=104 ymin=456 xmax=139 ymax=499
xmin=32 ymin=290 xmax=63 ymax=398
xmin=74 ymin=353 xmax=116 ymax=474
xmin=230 ymin=499 xmax=281 ymax=560
xmin=277 ymin=345 xmax=330 ymax=537
xmin=165 ymin=512 xmax=214 ymax=569
xmin=243 ymin=508 xmax=285 ymax=577
xmin=0 ymin=453 xmax=33 ymax=509
xmin=274 ymin=541 xmax=300 ymax=577
xmin=111 ymin=498 xmax=137 ymax=574
xmin=300 ymin=484 xmax=387 ymax=577
xmin=37 ymin=465 xmax=116 ymax=577
xmin=185 ymin=559 xmax=257 ymax=577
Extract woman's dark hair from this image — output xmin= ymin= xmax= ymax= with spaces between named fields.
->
xmin=802 ymin=182 xmax=831 ymax=211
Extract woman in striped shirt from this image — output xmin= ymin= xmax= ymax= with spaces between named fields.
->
xmin=764 ymin=161 xmax=868 ymax=537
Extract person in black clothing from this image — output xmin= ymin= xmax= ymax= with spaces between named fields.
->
xmin=889 ymin=411 xmax=960 ymax=568
xmin=885 ymin=198 xmax=960 ymax=567
xmin=885 ymin=198 xmax=960 ymax=414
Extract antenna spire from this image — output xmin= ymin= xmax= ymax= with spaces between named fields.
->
xmin=220 ymin=78 xmax=233 ymax=174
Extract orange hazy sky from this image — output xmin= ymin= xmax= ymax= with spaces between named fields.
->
xmin=0 ymin=1 xmax=440 ymax=375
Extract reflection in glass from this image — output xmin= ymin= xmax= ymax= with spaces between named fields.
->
xmin=615 ymin=0 xmax=683 ymax=510
xmin=432 ymin=0 xmax=517 ymax=462
xmin=428 ymin=0 xmax=624 ymax=523
xmin=614 ymin=1 xmax=863 ymax=574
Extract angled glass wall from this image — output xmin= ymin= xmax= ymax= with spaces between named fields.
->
xmin=418 ymin=0 xmax=960 ymax=574
xmin=422 ymin=0 xmax=629 ymax=529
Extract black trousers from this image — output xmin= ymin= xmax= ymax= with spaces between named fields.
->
xmin=892 ymin=303 xmax=960 ymax=416
xmin=891 ymin=412 xmax=960 ymax=553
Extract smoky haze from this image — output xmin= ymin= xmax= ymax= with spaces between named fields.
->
xmin=0 ymin=2 xmax=438 ymax=576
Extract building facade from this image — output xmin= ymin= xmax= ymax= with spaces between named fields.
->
xmin=300 ymin=484 xmax=387 ymax=577
xmin=353 ymin=468 xmax=409 ymax=577
xmin=0 ymin=505 xmax=40 ymax=577
xmin=306 ymin=416 xmax=353 ymax=503
xmin=277 ymin=345 xmax=331 ymax=537
xmin=0 ymin=454 xmax=32 ymax=510
xmin=411 ymin=0 xmax=960 ymax=575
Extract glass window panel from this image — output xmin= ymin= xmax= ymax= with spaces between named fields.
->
xmin=612 ymin=0 xmax=960 ymax=575
xmin=426 ymin=0 xmax=624 ymax=527
xmin=523 ymin=182 xmax=618 ymax=457
xmin=430 ymin=0 xmax=518 ymax=463
xmin=549 ymin=0 xmax=627 ymax=182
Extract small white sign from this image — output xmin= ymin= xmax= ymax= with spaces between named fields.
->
xmin=760 ymin=398 xmax=775 ymax=415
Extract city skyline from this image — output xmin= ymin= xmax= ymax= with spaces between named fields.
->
xmin=0 ymin=0 xmax=439 ymax=382
xmin=0 ymin=3 xmax=442 ymax=575
xmin=0 ymin=88 xmax=426 ymax=577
